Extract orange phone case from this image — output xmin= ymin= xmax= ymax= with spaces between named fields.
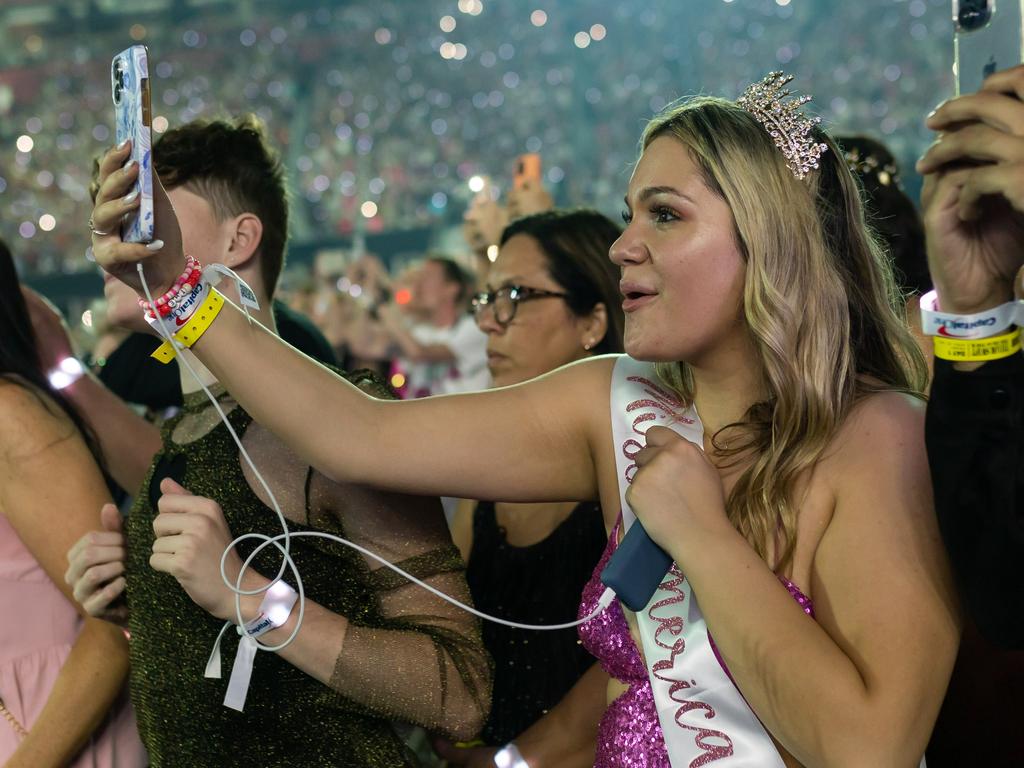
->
xmin=513 ymin=154 xmax=542 ymax=189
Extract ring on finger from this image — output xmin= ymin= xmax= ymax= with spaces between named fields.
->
xmin=88 ymin=217 xmax=112 ymax=237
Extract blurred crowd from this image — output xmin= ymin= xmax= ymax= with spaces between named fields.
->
xmin=3 ymin=0 xmax=952 ymax=277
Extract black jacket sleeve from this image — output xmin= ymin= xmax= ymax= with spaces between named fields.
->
xmin=926 ymin=353 xmax=1024 ymax=649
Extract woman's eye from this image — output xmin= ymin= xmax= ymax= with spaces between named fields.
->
xmin=652 ymin=206 xmax=678 ymax=224
xmin=620 ymin=209 xmax=633 ymax=225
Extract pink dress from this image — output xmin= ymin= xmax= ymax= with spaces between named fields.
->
xmin=0 ymin=513 xmax=147 ymax=765
xmin=578 ymin=519 xmax=814 ymax=767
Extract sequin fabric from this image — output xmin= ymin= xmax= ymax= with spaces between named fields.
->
xmin=578 ymin=519 xmax=815 ymax=767
xmin=125 ymin=371 xmax=490 ymax=767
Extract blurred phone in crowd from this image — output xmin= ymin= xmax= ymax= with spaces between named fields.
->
xmin=111 ymin=44 xmax=154 ymax=242
xmin=513 ymin=153 xmax=542 ymax=189
xmin=954 ymin=0 xmax=1024 ymax=95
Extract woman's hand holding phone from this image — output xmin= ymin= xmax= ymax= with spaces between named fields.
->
xmin=918 ymin=65 xmax=1024 ymax=315
xmin=90 ymin=140 xmax=185 ymax=298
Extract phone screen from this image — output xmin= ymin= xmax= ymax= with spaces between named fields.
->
xmin=954 ymin=0 xmax=1024 ymax=95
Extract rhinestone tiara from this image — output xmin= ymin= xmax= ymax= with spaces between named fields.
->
xmin=736 ymin=71 xmax=829 ymax=181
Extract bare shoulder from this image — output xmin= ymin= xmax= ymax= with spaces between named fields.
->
xmin=833 ymin=390 xmax=926 ymax=458
xmin=0 ymin=377 xmax=77 ymax=463
xmin=820 ymin=389 xmax=930 ymax=503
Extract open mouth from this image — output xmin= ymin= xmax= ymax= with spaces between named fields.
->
xmin=620 ymin=281 xmax=658 ymax=312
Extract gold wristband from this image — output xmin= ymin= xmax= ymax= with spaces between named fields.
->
xmin=932 ymin=327 xmax=1021 ymax=362
xmin=151 ymin=287 xmax=226 ymax=364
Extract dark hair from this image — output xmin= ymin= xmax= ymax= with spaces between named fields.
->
xmin=500 ymin=209 xmax=624 ymax=354
xmin=837 ymin=135 xmax=928 ymax=296
xmin=425 ymin=255 xmax=476 ymax=306
xmin=0 ymin=239 xmax=103 ymax=466
xmin=154 ymin=115 xmax=289 ymax=294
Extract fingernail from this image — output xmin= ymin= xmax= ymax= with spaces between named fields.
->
xmin=116 ymin=138 xmax=129 ymax=150
xmin=146 ymin=239 xmax=164 ymax=251
xmin=123 ymin=159 xmax=137 ymax=173
xmin=123 ymin=188 xmax=139 ymax=204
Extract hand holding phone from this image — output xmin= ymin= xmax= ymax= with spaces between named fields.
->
xmin=513 ymin=153 xmax=542 ymax=190
xmin=508 ymin=155 xmax=553 ymax=219
xmin=111 ymin=45 xmax=154 ymax=243
xmin=954 ymin=0 xmax=1024 ymax=95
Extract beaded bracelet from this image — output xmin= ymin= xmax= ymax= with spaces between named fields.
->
xmin=138 ymin=254 xmax=202 ymax=319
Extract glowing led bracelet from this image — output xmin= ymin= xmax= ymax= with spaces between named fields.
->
xmin=494 ymin=742 xmax=530 ymax=768
xmin=48 ymin=357 xmax=85 ymax=390
xmin=242 ymin=579 xmax=298 ymax=639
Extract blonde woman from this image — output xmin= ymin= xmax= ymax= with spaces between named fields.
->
xmin=91 ymin=74 xmax=959 ymax=767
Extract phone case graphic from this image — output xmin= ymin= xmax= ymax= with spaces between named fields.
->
xmin=112 ymin=45 xmax=154 ymax=243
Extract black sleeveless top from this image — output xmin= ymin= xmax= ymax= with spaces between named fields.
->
xmin=466 ymin=500 xmax=607 ymax=745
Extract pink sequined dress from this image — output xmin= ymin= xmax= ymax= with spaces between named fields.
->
xmin=578 ymin=519 xmax=814 ymax=767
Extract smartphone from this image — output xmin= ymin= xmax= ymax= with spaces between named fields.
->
xmin=513 ymin=153 xmax=542 ymax=190
xmin=954 ymin=0 xmax=1024 ymax=95
xmin=111 ymin=45 xmax=154 ymax=243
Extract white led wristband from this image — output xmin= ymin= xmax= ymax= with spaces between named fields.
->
xmin=204 ymin=579 xmax=297 ymax=712
xmin=241 ymin=579 xmax=298 ymax=639
xmin=919 ymin=290 xmax=1024 ymax=340
xmin=48 ymin=357 xmax=85 ymax=390
xmin=494 ymin=742 xmax=530 ymax=768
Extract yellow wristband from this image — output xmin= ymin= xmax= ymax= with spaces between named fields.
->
xmin=151 ymin=287 xmax=226 ymax=364
xmin=932 ymin=327 xmax=1021 ymax=362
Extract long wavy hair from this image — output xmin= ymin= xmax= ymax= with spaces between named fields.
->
xmin=643 ymin=96 xmax=928 ymax=570
xmin=0 ymin=239 xmax=103 ymax=466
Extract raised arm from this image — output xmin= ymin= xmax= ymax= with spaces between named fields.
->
xmin=22 ymin=287 xmax=160 ymax=494
xmin=90 ymin=144 xmax=610 ymax=504
xmin=0 ymin=382 xmax=134 ymax=768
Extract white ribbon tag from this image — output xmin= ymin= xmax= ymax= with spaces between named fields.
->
xmin=223 ymin=635 xmax=259 ymax=712
xmin=204 ymin=621 xmax=230 ymax=680
xmin=204 ymin=264 xmax=261 ymax=311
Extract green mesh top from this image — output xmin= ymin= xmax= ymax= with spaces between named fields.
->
xmin=125 ymin=370 xmax=491 ymax=767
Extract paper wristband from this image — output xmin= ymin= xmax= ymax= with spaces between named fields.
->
xmin=919 ymin=290 xmax=1024 ymax=340
xmin=151 ymin=287 xmax=225 ymax=364
xmin=932 ymin=327 xmax=1022 ymax=362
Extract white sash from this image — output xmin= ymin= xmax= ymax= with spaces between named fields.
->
xmin=609 ymin=356 xmax=785 ymax=767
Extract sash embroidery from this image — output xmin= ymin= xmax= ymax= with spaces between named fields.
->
xmin=619 ymin=373 xmax=734 ymax=764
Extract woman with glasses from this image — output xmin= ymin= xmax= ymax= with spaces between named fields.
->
xmin=436 ymin=210 xmax=624 ymax=766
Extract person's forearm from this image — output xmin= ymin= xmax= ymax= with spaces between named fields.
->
xmin=515 ymin=662 xmax=606 ymax=768
xmin=234 ymin=578 xmax=485 ymax=738
xmin=4 ymin=620 xmax=129 ymax=768
xmin=188 ymin=301 xmax=401 ymax=487
xmin=65 ymin=372 xmax=160 ymax=493
xmin=668 ymin=526 xmax=897 ymax=768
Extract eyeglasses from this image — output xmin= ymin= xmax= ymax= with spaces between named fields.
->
xmin=471 ymin=284 xmax=569 ymax=327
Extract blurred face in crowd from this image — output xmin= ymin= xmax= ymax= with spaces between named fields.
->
xmin=413 ymin=260 xmax=459 ymax=314
xmin=478 ymin=233 xmax=602 ymax=387
xmin=104 ymin=186 xmax=240 ymax=330
xmin=611 ymin=135 xmax=747 ymax=364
